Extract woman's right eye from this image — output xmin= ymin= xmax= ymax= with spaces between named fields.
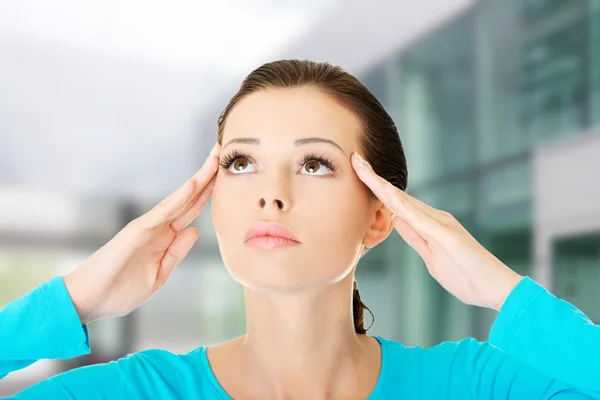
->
xmin=229 ymin=157 xmax=257 ymax=174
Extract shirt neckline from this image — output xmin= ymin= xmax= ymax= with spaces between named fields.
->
xmin=199 ymin=335 xmax=389 ymax=399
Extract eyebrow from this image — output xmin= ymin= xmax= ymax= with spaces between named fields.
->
xmin=221 ymin=137 xmax=347 ymax=156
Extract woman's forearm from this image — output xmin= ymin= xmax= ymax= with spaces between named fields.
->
xmin=0 ymin=276 xmax=91 ymax=379
xmin=489 ymin=276 xmax=600 ymax=392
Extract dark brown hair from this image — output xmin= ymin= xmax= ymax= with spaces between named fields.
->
xmin=216 ymin=60 xmax=408 ymax=334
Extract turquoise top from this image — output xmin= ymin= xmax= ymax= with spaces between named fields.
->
xmin=1 ymin=276 xmax=599 ymax=399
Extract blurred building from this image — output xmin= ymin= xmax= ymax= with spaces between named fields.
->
xmin=1 ymin=0 xmax=599 ymax=396
xmin=357 ymin=0 xmax=600 ymax=347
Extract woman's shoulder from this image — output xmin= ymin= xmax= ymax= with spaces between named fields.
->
xmin=109 ymin=346 xmax=219 ymax=398
xmin=374 ymin=335 xmax=497 ymax=397
xmin=375 ymin=335 xmax=495 ymax=367
xmin=118 ymin=345 xmax=208 ymax=373
xmin=376 ymin=335 xmax=486 ymax=353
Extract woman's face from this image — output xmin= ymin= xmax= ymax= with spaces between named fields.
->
xmin=211 ymin=85 xmax=388 ymax=291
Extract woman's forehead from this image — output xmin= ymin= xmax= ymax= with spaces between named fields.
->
xmin=222 ymin=87 xmax=361 ymax=150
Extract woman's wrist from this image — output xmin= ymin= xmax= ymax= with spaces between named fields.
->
xmin=63 ymin=273 xmax=96 ymax=326
xmin=492 ymin=270 xmax=523 ymax=312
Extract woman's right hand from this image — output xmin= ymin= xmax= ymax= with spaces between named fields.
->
xmin=62 ymin=143 xmax=221 ymax=325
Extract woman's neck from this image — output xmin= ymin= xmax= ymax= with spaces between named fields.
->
xmin=221 ymin=274 xmax=382 ymax=399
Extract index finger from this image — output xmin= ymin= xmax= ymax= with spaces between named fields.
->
xmin=350 ymin=152 xmax=447 ymax=241
xmin=141 ymin=143 xmax=221 ymax=228
xmin=350 ymin=152 xmax=408 ymax=216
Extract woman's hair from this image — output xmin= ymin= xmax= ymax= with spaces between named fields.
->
xmin=216 ymin=59 xmax=408 ymax=334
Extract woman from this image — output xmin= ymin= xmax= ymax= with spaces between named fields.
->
xmin=1 ymin=60 xmax=599 ymax=399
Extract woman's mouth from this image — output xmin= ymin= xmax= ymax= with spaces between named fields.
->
xmin=244 ymin=222 xmax=301 ymax=250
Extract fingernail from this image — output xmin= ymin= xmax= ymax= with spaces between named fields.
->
xmin=353 ymin=152 xmax=371 ymax=171
xmin=210 ymin=143 xmax=221 ymax=158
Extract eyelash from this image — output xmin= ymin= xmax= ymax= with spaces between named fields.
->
xmin=219 ymin=150 xmax=338 ymax=173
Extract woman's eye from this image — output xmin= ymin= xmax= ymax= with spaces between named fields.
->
xmin=300 ymin=160 xmax=331 ymax=176
xmin=224 ymin=155 xmax=333 ymax=176
xmin=229 ymin=158 xmax=257 ymax=174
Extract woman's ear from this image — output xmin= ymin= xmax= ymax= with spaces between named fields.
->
xmin=362 ymin=201 xmax=395 ymax=250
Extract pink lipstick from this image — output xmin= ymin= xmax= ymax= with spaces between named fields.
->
xmin=244 ymin=222 xmax=300 ymax=250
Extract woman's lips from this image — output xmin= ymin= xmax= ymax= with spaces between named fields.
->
xmin=244 ymin=222 xmax=300 ymax=250
xmin=245 ymin=236 xmax=300 ymax=250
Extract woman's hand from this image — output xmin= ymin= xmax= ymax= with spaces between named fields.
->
xmin=63 ymin=143 xmax=221 ymax=325
xmin=351 ymin=152 xmax=523 ymax=311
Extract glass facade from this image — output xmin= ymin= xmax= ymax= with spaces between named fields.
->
xmin=591 ymin=0 xmax=600 ymax=125
xmin=396 ymin=11 xmax=476 ymax=188
xmin=360 ymin=0 xmax=600 ymax=347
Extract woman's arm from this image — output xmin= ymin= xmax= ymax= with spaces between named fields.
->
xmin=462 ymin=338 xmax=597 ymax=399
xmin=350 ymin=154 xmax=600 ymax=392
xmin=5 ymin=357 xmax=128 ymax=399
xmin=0 ymin=276 xmax=91 ymax=379
xmin=489 ymin=276 xmax=600 ymax=392
xmin=0 ymin=147 xmax=221 ymax=395
xmin=415 ymin=338 xmax=598 ymax=399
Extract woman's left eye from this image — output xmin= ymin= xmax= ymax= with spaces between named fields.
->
xmin=300 ymin=160 xmax=333 ymax=176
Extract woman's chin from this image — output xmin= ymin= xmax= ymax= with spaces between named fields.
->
xmin=227 ymin=268 xmax=355 ymax=293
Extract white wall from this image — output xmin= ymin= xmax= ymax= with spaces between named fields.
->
xmin=534 ymin=128 xmax=600 ymax=288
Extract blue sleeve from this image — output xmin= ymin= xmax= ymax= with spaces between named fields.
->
xmin=418 ymin=338 xmax=594 ymax=399
xmin=1 ymin=276 xmax=129 ymax=399
xmin=6 ymin=357 xmax=128 ymax=399
xmin=0 ymin=276 xmax=91 ymax=379
xmin=489 ymin=276 xmax=600 ymax=392
xmin=463 ymin=339 xmax=596 ymax=399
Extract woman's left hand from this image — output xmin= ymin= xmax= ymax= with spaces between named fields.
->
xmin=351 ymin=152 xmax=523 ymax=311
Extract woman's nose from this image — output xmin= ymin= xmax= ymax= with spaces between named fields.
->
xmin=258 ymin=197 xmax=287 ymax=211
xmin=255 ymin=167 xmax=292 ymax=212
